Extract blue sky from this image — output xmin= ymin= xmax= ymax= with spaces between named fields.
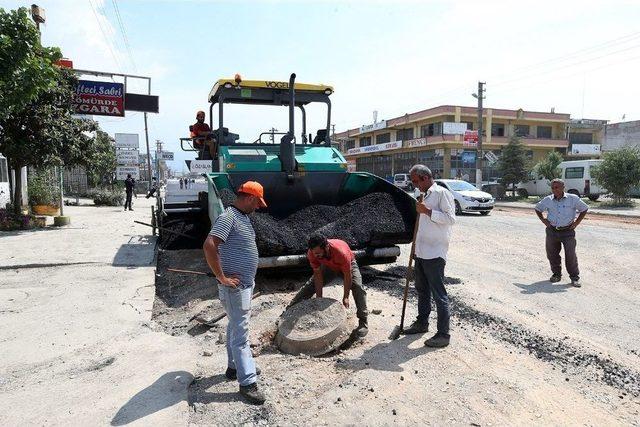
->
xmin=5 ymin=0 xmax=640 ymax=173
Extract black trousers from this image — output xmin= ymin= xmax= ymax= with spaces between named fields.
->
xmin=124 ymin=191 xmax=133 ymax=210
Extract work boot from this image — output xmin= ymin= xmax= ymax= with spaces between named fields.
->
xmin=424 ymin=333 xmax=450 ymax=348
xmin=226 ymin=366 xmax=261 ymax=380
xmin=402 ymin=320 xmax=428 ymax=335
xmin=549 ymin=274 xmax=561 ymax=283
xmin=356 ymin=318 xmax=368 ymax=338
xmin=239 ymin=382 xmax=266 ymax=405
xmin=571 ymin=278 xmax=581 ymax=288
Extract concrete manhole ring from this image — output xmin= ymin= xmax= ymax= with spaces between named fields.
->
xmin=275 ymin=297 xmax=351 ymax=356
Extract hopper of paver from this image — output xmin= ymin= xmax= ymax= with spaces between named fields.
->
xmin=204 ymin=167 xmax=417 ymax=268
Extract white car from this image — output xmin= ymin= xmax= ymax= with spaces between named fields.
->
xmin=435 ymin=179 xmax=494 ymax=215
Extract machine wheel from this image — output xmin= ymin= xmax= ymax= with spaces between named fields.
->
xmin=455 ymin=200 xmax=462 ymax=215
xmin=480 ymin=211 xmax=490 ymax=216
xmin=588 ymin=194 xmax=600 ymax=201
xmin=568 ymin=189 xmax=580 ymax=197
xmin=517 ymin=188 xmax=529 ymax=198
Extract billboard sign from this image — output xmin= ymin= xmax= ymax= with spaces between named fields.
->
xmin=358 ymin=120 xmax=387 ymax=134
xmin=116 ymin=149 xmax=139 ymax=165
xmin=115 ymin=133 xmax=139 ymax=149
xmin=463 ymin=130 xmax=478 ymax=146
xmin=116 ymin=166 xmax=140 ymax=180
xmin=160 ymin=151 xmax=174 ymax=161
xmin=404 ymin=137 xmax=427 ymax=148
xmin=443 ymin=122 xmax=467 ymax=135
xmin=571 ymin=144 xmax=601 ymax=155
xmin=73 ymin=80 xmax=125 ymax=117
xmin=347 ymin=140 xmax=402 ymax=155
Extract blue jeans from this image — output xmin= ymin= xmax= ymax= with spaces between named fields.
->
xmin=218 ymin=284 xmax=257 ymax=386
xmin=414 ymin=257 xmax=450 ymax=335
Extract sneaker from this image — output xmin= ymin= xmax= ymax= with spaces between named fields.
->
xmin=424 ymin=333 xmax=450 ymax=348
xmin=402 ymin=320 xmax=429 ymax=335
xmin=356 ymin=318 xmax=369 ymax=338
xmin=549 ymin=274 xmax=562 ymax=283
xmin=571 ymin=278 xmax=581 ymax=287
xmin=226 ymin=366 xmax=261 ymax=380
xmin=239 ymin=383 xmax=265 ymax=405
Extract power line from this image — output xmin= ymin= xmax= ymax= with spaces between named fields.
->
xmin=88 ymin=0 xmax=122 ymax=72
xmin=111 ymin=0 xmax=137 ymax=72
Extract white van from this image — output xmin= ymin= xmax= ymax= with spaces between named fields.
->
xmin=393 ymin=173 xmax=413 ymax=191
xmin=516 ymin=159 xmax=605 ymax=200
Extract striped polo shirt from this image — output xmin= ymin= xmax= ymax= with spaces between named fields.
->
xmin=209 ymin=206 xmax=259 ymax=289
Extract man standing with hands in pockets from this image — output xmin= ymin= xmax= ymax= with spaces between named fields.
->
xmin=203 ymin=181 xmax=267 ymax=405
xmin=403 ymin=164 xmax=456 ymax=348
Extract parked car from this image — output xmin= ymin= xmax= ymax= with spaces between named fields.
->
xmin=435 ymin=179 xmax=494 ymax=215
xmin=516 ymin=159 xmax=604 ymax=200
xmin=393 ymin=173 xmax=413 ymax=191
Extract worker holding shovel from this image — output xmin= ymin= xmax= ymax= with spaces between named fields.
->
xmin=404 ymin=164 xmax=456 ymax=348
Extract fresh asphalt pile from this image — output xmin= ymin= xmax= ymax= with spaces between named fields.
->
xmin=220 ymin=189 xmax=412 ymax=256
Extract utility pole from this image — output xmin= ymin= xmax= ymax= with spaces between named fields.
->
xmin=473 ymin=82 xmax=486 ymax=188
xmin=155 ymin=139 xmax=163 ymax=182
xmin=269 ymin=127 xmax=278 ymax=143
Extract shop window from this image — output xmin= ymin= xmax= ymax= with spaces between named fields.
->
xmin=396 ymin=128 xmax=414 ymax=141
xmin=537 ymin=126 xmax=552 ymax=139
xmin=376 ymin=133 xmax=390 ymax=144
xmin=491 ymin=123 xmax=505 ymax=137
xmin=514 ymin=125 xmax=530 ymax=137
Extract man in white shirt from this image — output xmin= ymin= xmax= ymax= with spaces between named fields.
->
xmin=403 ymin=164 xmax=456 ymax=348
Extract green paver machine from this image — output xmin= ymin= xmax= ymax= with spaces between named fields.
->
xmin=164 ymin=73 xmax=417 ymax=268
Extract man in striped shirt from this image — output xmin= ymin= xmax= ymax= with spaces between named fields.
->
xmin=203 ymin=181 xmax=266 ymax=405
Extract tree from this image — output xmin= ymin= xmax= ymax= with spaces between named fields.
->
xmin=534 ymin=150 xmax=563 ymax=181
xmin=498 ymin=136 xmax=529 ymax=197
xmin=0 ymin=55 xmax=97 ymax=213
xmin=0 ymin=7 xmax=62 ymax=121
xmin=86 ymin=130 xmax=117 ymax=188
xmin=591 ymin=147 xmax=640 ymax=204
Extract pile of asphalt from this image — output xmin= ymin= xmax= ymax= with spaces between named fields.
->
xmin=219 ymin=189 xmax=411 ymax=256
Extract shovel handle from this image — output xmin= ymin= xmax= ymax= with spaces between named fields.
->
xmin=399 ymin=195 xmax=422 ymax=332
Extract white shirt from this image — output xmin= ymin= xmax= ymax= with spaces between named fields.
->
xmin=415 ymin=182 xmax=456 ymax=261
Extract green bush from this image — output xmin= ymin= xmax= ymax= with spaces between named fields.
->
xmin=591 ymin=147 xmax=640 ymax=204
xmin=28 ymin=170 xmax=58 ymax=206
xmin=90 ymin=189 xmax=124 ymax=206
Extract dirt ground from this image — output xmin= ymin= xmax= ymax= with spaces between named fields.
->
xmin=154 ymin=207 xmax=640 ymax=426
xmin=1 ymin=200 xmax=639 ymax=425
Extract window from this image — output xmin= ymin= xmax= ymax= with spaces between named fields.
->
xmin=569 ymin=132 xmax=593 ymax=144
xmin=491 ymin=123 xmax=505 ymax=137
xmin=344 ymin=139 xmax=355 ymax=151
xmin=396 ymin=128 xmax=414 ymax=141
xmin=393 ymin=152 xmax=417 ymax=174
xmin=420 ymin=122 xmax=442 ymax=137
xmin=514 ymin=125 xmax=530 ymax=137
xmin=356 ymin=156 xmax=374 ymax=173
xmin=359 ymin=136 xmax=372 ymax=147
xmin=537 ymin=126 xmax=552 ymax=139
xmin=376 ymin=133 xmax=390 ymax=144
xmin=565 ymin=167 xmax=584 ymax=179
xmin=0 ymin=158 xmax=8 ymax=183
xmin=462 ymin=121 xmax=474 ymax=130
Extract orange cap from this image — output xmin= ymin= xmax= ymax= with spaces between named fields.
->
xmin=238 ymin=181 xmax=267 ymax=208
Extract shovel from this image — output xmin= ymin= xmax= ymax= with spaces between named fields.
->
xmin=389 ymin=195 xmax=422 ymax=340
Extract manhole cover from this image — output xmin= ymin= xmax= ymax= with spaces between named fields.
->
xmin=275 ymin=297 xmax=351 ymax=356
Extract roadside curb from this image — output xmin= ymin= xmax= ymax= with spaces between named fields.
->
xmin=494 ymin=202 xmax=640 ymax=219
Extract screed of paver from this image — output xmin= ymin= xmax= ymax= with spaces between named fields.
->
xmin=275 ymin=297 xmax=352 ymax=356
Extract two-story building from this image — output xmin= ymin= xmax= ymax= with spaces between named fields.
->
xmin=334 ymin=105 xmax=573 ymax=183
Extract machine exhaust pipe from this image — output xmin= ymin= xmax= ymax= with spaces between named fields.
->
xmin=280 ymin=73 xmax=296 ymax=177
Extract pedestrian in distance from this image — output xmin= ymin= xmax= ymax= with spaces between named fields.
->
xmin=288 ymin=234 xmax=369 ymax=337
xmin=179 ymin=177 xmax=184 ymax=189
xmin=124 ymin=174 xmax=135 ymax=211
xmin=203 ymin=181 xmax=268 ymax=405
xmin=534 ymin=178 xmax=588 ymax=287
xmin=404 ymin=164 xmax=456 ymax=348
